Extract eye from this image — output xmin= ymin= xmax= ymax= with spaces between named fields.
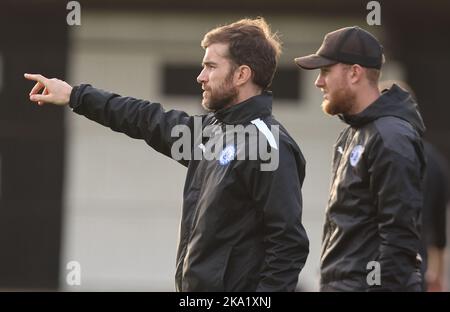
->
xmin=320 ymin=68 xmax=330 ymax=76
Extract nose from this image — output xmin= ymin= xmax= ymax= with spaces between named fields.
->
xmin=197 ymin=68 xmax=207 ymax=84
xmin=315 ymin=73 xmax=324 ymax=88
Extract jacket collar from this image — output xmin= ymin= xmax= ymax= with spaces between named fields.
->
xmin=213 ymin=91 xmax=273 ymax=124
xmin=338 ymin=84 xmax=425 ymax=135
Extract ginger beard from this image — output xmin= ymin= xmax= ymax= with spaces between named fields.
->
xmin=321 ymin=80 xmax=355 ymax=116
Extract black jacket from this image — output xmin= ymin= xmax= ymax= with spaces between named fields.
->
xmin=320 ymin=84 xmax=426 ymax=291
xmin=69 ymin=85 xmax=309 ymax=291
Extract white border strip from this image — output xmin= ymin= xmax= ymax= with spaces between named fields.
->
xmin=250 ymin=118 xmax=278 ymax=150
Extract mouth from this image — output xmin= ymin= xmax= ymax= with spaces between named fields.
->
xmin=202 ymin=86 xmax=210 ymax=93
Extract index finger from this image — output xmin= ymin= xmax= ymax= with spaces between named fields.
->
xmin=24 ymin=73 xmax=49 ymax=84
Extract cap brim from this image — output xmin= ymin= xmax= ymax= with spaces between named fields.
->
xmin=294 ymin=54 xmax=337 ymax=70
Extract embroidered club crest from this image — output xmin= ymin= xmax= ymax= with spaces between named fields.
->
xmin=349 ymin=145 xmax=364 ymax=167
xmin=219 ymin=145 xmax=236 ymax=166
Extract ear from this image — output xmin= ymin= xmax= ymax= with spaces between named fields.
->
xmin=349 ymin=64 xmax=364 ymax=84
xmin=234 ymin=65 xmax=252 ymax=86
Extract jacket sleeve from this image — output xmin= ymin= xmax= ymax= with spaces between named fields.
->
xmin=367 ymin=131 xmax=424 ymax=291
xmin=69 ymin=84 xmax=199 ymax=165
xmin=249 ymin=139 xmax=309 ymax=292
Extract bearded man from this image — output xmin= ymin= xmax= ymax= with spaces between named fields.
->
xmin=295 ymin=26 xmax=425 ymax=292
xmin=25 ymin=18 xmax=309 ymax=292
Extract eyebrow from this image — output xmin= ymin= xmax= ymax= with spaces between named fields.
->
xmin=202 ymin=61 xmax=217 ymax=67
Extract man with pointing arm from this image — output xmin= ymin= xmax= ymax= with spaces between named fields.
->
xmin=25 ymin=18 xmax=309 ymax=292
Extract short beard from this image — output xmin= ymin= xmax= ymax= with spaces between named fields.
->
xmin=322 ymin=86 xmax=355 ymax=116
xmin=202 ymin=72 xmax=238 ymax=112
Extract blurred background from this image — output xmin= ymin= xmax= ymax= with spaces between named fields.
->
xmin=0 ymin=0 xmax=449 ymax=291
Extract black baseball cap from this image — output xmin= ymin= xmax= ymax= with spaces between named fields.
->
xmin=295 ymin=26 xmax=384 ymax=70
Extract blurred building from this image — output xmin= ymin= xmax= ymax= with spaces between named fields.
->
xmin=0 ymin=0 xmax=449 ymax=291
